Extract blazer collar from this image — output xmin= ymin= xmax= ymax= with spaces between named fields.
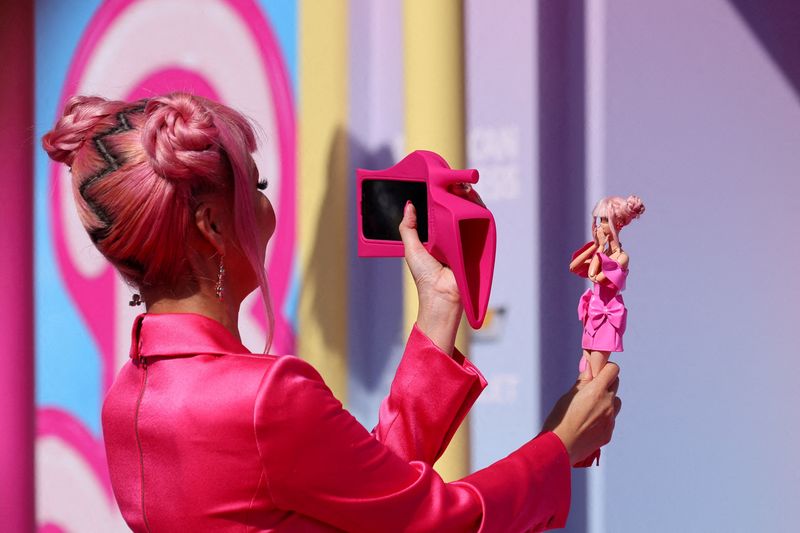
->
xmin=129 ymin=312 xmax=251 ymax=361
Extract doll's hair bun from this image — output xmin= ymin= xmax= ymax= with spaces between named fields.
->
xmin=626 ymin=195 xmax=645 ymax=218
xmin=42 ymin=95 xmax=120 ymax=166
xmin=141 ymin=93 xmax=222 ymax=183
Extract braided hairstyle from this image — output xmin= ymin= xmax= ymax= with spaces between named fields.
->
xmin=42 ymin=92 xmax=274 ymax=350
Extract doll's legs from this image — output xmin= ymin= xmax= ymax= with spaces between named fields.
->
xmin=573 ymin=350 xmax=610 ymax=468
xmin=582 ymin=350 xmax=610 ymax=378
xmin=579 ymin=349 xmax=591 ymax=374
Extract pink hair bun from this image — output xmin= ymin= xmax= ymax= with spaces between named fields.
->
xmin=41 ymin=95 xmax=120 ymax=166
xmin=626 ymin=195 xmax=645 ymax=218
xmin=141 ymin=94 xmax=220 ymax=182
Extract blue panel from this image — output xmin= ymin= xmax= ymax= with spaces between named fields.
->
xmin=259 ymin=0 xmax=297 ymax=94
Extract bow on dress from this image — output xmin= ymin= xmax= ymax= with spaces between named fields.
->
xmin=578 ymin=292 xmax=626 ymax=336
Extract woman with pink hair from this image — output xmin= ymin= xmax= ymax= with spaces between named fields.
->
xmin=43 ymin=92 xmax=621 ymax=532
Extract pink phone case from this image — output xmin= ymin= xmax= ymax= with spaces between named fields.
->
xmin=357 ymin=150 xmax=496 ymax=329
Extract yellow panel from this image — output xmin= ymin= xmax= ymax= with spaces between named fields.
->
xmin=403 ymin=0 xmax=472 ymax=482
xmin=297 ymin=0 xmax=349 ymax=402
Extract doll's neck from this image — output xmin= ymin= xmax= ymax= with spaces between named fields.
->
xmin=604 ymin=235 xmax=622 ymax=254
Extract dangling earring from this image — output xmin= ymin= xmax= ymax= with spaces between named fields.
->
xmin=129 ymin=293 xmax=142 ymax=306
xmin=215 ymin=256 xmax=225 ymax=301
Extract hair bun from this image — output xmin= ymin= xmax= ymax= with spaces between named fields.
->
xmin=141 ymin=94 xmax=221 ymax=182
xmin=42 ymin=95 xmax=117 ymax=166
xmin=626 ymin=195 xmax=645 ymax=218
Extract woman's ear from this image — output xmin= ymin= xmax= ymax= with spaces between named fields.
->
xmin=194 ymin=201 xmax=227 ymax=256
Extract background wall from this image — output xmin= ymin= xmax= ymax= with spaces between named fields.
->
xmin=5 ymin=0 xmax=797 ymax=531
xmin=33 ymin=1 xmax=297 ymax=529
xmin=599 ymin=1 xmax=800 ymax=532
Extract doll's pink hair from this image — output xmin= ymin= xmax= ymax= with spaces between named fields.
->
xmin=592 ymin=195 xmax=646 ymax=244
xmin=42 ymin=93 xmax=274 ymax=352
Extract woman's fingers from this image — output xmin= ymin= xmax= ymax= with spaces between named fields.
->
xmin=614 ymin=396 xmax=622 ymax=416
xmin=398 ymin=202 xmax=460 ymax=304
xmin=608 ymin=376 xmax=620 ymax=394
xmin=591 ymin=362 xmax=619 ymax=391
xmin=399 ymin=202 xmax=435 ymax=281
xmin=398 ymin=202 xmax=425 ymax=255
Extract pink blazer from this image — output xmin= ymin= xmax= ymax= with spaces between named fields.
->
xmin=102 ymin=313 xmax=570 ymax=532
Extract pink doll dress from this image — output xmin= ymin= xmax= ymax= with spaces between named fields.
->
xmin=578 ymin=252 xmax=628 ymax=352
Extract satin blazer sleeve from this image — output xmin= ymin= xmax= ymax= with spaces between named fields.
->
xmin=254 ymin=355 xmax=571 ymax=533
xmin=371 ymin=324 xmax=487 ymax=464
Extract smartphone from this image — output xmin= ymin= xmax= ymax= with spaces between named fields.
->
xmin=361 ymin=179 xmax=429 ymax=242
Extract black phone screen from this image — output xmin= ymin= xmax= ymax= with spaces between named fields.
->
xmin=362 ymin=179 xmax=428 ymax=242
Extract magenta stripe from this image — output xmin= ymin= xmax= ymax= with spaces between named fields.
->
xmin=0 ymin=1 xmax=34 ymax=529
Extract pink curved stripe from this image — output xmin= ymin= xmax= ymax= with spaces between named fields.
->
xmin=37 ymin=407 xmax=114 ymax=498
xmin=38 ymin=524 xmax=65 ymax=533
xmin=128 ymin=67 xmax=221 ymax=102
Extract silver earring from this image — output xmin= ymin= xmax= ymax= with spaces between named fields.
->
xmin=215 ymin=257 xmax=225 ymax=301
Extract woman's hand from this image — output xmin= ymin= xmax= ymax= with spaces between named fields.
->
xmin=399 ymin=201 xmax=462 ymax=355
xmin=541 ymin=363 xmax=622 ymax=465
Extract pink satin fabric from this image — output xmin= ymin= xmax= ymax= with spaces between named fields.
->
xmin=102 ymin=313 xmax=570 ymax=531
xmin=578 ymin=252 xmax=628 ymax=352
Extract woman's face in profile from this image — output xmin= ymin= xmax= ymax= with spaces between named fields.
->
xmin=252 ymin=158 xmax=276 ymax=266
xmin=209 ymin=156 xmax=275 ymax=302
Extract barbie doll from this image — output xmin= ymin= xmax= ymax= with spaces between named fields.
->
xmin=570 ymin=195 xmax=645 ymax=377
xmin=568 ymin=195 xmax=643 ymax=467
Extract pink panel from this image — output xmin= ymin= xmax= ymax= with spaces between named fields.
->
xmin=0 ymin=2 xmax=34 ymax=530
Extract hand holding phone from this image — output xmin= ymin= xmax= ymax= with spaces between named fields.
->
xmin=357 ymin=150 xmax=496 ymax=329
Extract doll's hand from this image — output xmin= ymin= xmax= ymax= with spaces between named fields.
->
xmin=541 ymin=363 xmax=622 ymax=465
xmin=596 ymin=228 xmax=608 ymax=249
xmin=591 ymin=222 xmax=599 ymax=246
xmin=399 ymin=201 xmax=462 ymax=354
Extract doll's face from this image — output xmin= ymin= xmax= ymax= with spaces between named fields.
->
xmin=598 ymin=216 xmax=622 ymax=235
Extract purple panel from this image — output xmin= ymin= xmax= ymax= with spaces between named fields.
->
xmin=601 ymin=1 xmax=800 ymax=531
xmin=464 ymin=0 xmax=540 ymax=467
xmin=347 ymin=0 xmax=407 ymax=427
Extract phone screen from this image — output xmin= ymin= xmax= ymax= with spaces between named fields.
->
xmin=362 ymin=179 xmax=428 ymax=242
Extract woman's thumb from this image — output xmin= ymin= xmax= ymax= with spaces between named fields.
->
xmin=399 ymin=201 xmax=424 ymax=253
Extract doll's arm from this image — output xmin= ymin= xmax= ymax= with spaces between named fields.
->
xmin=589 ymin=252 xmax=628 ymax=285
xmin=587 ymin=252 xmax=601 ymax=281
xmin=569 ymin=243 xmax=597 ymax=274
